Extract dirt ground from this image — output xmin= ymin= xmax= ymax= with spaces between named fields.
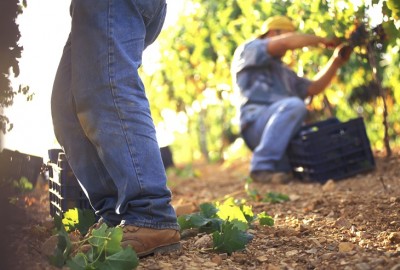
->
xmin=1 ymin=151 xmax=400 ymax=270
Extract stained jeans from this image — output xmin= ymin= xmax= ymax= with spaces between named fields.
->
xmin=51 ymin=0 xmax=179 ymax=230
xmin=242 ymin=97 xmax=307 ymax=173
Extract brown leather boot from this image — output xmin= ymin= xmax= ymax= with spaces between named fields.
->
xmin=120 ymin=225 xmax=181 ymax=257
xmin=250 ymin=171 xmax=291 ymax=184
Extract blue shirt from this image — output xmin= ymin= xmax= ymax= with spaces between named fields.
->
xmin=231 ymin=38 xmax=311 ymax=130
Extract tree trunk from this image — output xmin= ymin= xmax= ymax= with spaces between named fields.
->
xmin=0 ymin=107 xmax=4 ymax=152
xmin=367 ymin=43 xmax=392 ymax=157
xmin=199 ymin=108 xmax=209 ymax=162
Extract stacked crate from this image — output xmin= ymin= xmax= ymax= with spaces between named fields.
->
xmin=288 ymin=117 xmax=375 ymax=183
xmin=48 ymin=150 xmax=92 ymax=218
xmin=0 ymin=149 xmax=43 ymax=185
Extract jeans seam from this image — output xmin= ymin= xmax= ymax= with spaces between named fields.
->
xmin=107 ymin=0 xmax=143 ymax=191
xmin=133 ymin=0 xmax=164 ymax=25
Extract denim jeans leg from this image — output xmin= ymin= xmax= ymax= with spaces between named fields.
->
xmin=51 ymin=35 xmax=122 ymax=226
xmin=52 ymin=0 xmax=178 ymax=229
xmin=242 ymin=97 xmax=307 ymax=173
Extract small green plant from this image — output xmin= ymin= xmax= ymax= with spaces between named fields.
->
xmin=66 ymin=223 xmax=138 ymax=270
xmin=263 ymin=192 xmax=290 ymax=204
xmin=12 ymin=176 xmax=33 ymax=193
xmin=62 ymin=208 xmax=96 ymax=236
xmin=177 ymin=198 xmax=274 ymax=254
xmin=258 ymin=212 xmax=274 ymax=226
xmin=245 ymin=178 xmax=290 ymax=203
xmin=168 ymin=164 xmax=201 ymax=178
xmin=212 ymin=220 xmax=253 ymax=254
xmin=49 ymin=213 xmax=138 ymax=269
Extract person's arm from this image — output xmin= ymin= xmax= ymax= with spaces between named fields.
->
xmin=307 ymin=44 xmax=352 ymax=96
xmin=266 ymin=33 xmax=338 ymax=57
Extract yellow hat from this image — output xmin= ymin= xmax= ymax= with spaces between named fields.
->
xmin=260 ymin=16 xmax=296 ymax=35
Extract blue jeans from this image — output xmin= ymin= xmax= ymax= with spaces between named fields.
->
xmin=51 ymin=0 xmax=179 ymax=230
xmin=242 ymin=97 xmax=307 ymax=173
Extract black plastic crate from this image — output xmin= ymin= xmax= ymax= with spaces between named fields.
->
xmin=288 ymin=117 xmax=375 ymax=183
xmin=49 ymin=179 xmax=86 ymax=199
xmin=49 ymin=193 xmax=92 ymax=218
xmin=48 ymin=162 xmax=80 ymax=188
xmin=0 ymin=149 xmax=43 ymax=186
xmin=48 ymin=150 xmax=92 ymax=218
xmin=48 ymin=149 xmax=63 ymax=164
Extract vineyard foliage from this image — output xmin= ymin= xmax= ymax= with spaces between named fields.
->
xmin=142 ymin=0 xmax=400 ymax=163
xmin=1 ymin=1 xmax=399 ymax=162
xmin=0 ymin=0 xmax=30 ymax=133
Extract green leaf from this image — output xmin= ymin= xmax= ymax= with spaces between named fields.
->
xmin=262 ymin=192 xmax=290 ymax=203
xmin=59 ymin=228 xmax=72 ymax=260
xmin=98 ymin=248 xmax=139 ymax=270
xmin=89 ymin=223 xmax=108 ymax=248
xmin=53 ymin=214 xmax=63 ymax=231
xmin=178 ymin=212 xmax=223 ymax=233
xmin=229 ymin=219 xmax=248 ymax=231
xmin=382 ymin=21 xmax=400 ymax=44
xmin=212 ymin=221 xmax=253 ymax=254
xmin=199 ymin=202 xmax=218 ymax=218
xmin=49 ymin=218 xmax=72 ymax=267
xmin=105 ymin=227 xmax=124 ymax=255
xmin=177 ymin=215 xmax=193 ymax=230
xmin=62 ymin=208 xmax=96 ymax=235
xmin=258 ymin=212 xmax=274 ymax=227
xmin=65 ymin=225 xmax=136 ymax=270
xmin=198 ymin=217 xmax=223 ymax=234
xmin=217 ymin=203 xmax=247 ymax=223
xmin=240 ymin=204 xmax=255 ymax=224
xmin=62 ymin=208 xmax=79 ymax=232
xmin=12 ymin=176 xmax=33 ymax=192
xmin=49 ymin=247 xmax=67 ymax=268
xmin=85 ymin=246 xmax=96 ymax=262
xmin=66 ymin=253 xmax=88 ymax=270
xmin=177 ymin=213 xmax=208 ymax=229
xmin=190 ymin=213 xmax=214 ymax=228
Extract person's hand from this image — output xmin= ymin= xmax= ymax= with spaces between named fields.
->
xmin=321 ymin=36 xmax=341 ymax=49
xmin=334 ymin=44 xmax=353 ymax=65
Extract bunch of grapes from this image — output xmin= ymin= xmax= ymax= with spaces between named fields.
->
xmin=348 ymin=81 xmax=382 ymax=104
xmin=348 ymin=23 xmax=369 ymax=48
xmin=371 ymin=24 xmax=387 ymax=42
xmin=343 ymin=22 xmax=387 ymax=57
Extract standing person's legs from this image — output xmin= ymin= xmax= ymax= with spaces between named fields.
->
xmin=51 ymin=35 xmax=122 ymax=226
xmin=52 ymin=0 xmax=179 ymax=235
xmin=242 ymin=97 xmax=307 ymax=176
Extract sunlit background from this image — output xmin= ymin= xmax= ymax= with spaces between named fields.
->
xmin=4 ymin=0 xmax=400 ymax=163
xmin=5 ymin=0 xmax=184 ymax=159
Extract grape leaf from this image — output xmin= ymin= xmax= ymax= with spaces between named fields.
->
xmin=229 ymin=219 xmax=248 ymax=231
xmin=240 ymin=204 xmax=256 ymax=224
xmin=177 ymin=215 xmax=194 ymax=230
xmin=258 ymin=212 xmax=274 ymax=226
xmin=97 ymin=248 xmax=139 ymax=270
xmin=62 ymin=208 xmax=96 ymax=235
xmin=49 ymin=247 xmax=67 ymax=268
xmin=262 ymin=192 xmax=290 ymax=203
xmin=212 ymin=221 xmax=253 ymax=254
xmin=53 ymin=214 xmax=63 ymax=231
xmin=199 ymin=202 xmax=218 ymax=218
xmin=104 ymin=227 xmax=123 ymax=255
xmin=89 ymin=223 xmax=108 ymax=247
xmin=217 ymin=204 xmax=247 ymax=223
xmin=49 ymin=222 xmax=72 ymax=267
xmin=216 ymin=197 xmax=254 ymax=225
xmin=178 ymin=213 xmax=222 ymax=233
xmin=66 ymin=253 xmax=88 ymax=270
xmin=66 ymin=226 xmax=137 ymax=270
